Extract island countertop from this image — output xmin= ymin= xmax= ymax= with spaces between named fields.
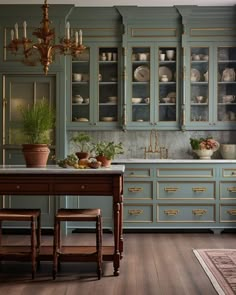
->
xmin=0 ymin=164 xmax=125 ymax=174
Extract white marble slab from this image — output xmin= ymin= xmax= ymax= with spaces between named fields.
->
xmin=113 ymin=159 xmax=236 ymax=164
xmin=0 ymin=165 xmax=125 ymax=174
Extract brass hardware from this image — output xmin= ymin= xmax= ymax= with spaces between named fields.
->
xmin=164 ymin=209 xmax=179 ymax=216
xmin=192 ymin=209 xmax=207 ymax=216
xmin=128 ymin=209 xmax=144 ymax=216
xmin=227 ymin=209 xmax=236 ymax=216
xmin=192 ymin=187 xmax=207 ymax=192
xmin=227 ymin=187 xmax=236 ymax=193
xmin=164 ymin=187 xmax=179 ymax=192
xmin=128 ymin=187 xmax=143 ymax=193
xmin=231 ymin=172 xmax=236 ymax=176
xmin=80 ymin=185 xmax=85 ymax=189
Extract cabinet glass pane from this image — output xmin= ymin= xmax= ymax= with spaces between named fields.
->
xmin=131 ymin=47 xmax=150 ymax=122
xmin=190 ymin=47 xmax=209 ymax=122
xmin=71 ymin=48 xmax=90 ymax=123
xmin=158 ymin=47 xmax=176 ymax=122
xmin=98 ymin=47 xmax=118 ymax=123
xmin=217 ymin=47 xmax=236 ymax=122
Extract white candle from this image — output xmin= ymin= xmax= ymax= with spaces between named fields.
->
xmin=75 ymin=31 xmax=79 ymax=46
xmin=14 ymin=23 xmax=18 ymax=39
xmin=79 ymin=29 xmax=82 ymax=45
xmin=23 ymin=21 xmax=27 ymax=38
xmin=11 ymin=29 xmax=14 ymax=40
xmin=66 ymin=21 xmax=70 ymax=40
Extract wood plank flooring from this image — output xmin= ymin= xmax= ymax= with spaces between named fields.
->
xmin=0 ymin=232 xmax=235 ymax=295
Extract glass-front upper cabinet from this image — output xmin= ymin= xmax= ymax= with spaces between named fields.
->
xmin=217 ymin=46 xmax=236 ymax=125
xmin=126 ymin=43 xmax=178 ymax=130
xmin=70 ymin=45 xmax=120 ymax=129
xmin=186 ymin=45 xmax=236 ymax=130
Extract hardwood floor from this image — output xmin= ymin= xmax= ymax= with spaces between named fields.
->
xmin=0 ymin=231 xmax=235 ymax=295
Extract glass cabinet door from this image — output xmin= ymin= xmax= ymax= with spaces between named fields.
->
xmin=217 ymin=46 xmax=236 ymax=123
xmin=131 ymin=46 xmax=151 ymax=122
xmin=98 ymin=47 xmax=118 ymax=123
xmin=158 ymin=47 xmax=177 ymax=122
xmin=71 ymin=47 xmax=90 ymax=123
xmin=190 ymin=47 xmax=209 ymax=123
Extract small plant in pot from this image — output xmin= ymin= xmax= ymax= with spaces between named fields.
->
xmin=70 ymin=132 xmax=92 ymax=160
xmin=92 ymin=141 xmax=124 ymax=167
xmin=19 ymin=98 xmax=55 ymax=168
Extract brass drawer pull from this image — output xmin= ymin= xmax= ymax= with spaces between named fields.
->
xmin=192 ymin=187 xmax=207 ymax=192
xmin=227 ymin=187 xmax=236 ymax=193
xmin=227 ymin=209 xmax=236 ymax=216
xmin=128 ymin=209 xmax=144 ymax=216
xmin=192 ymin=209 xmax=207 ymax=216
xmin=164 ymin=187 xmax=179 ymax=192
xmin=164 ymin=209 xmax=179 ymax=216
xmin=231 ymin=172 xmax=236 ymax=176
xmin=128 ymin=187 xmax=143 ymax=193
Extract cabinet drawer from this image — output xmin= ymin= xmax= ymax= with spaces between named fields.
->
xmin=157 ymin=168 xmax=214 ymax=178
xmin=124 ymin=205 xmax=153 ymax=223
xmin=0 ymin=183 xmax=50 ymax=194
xmin=124 ymin=168 xmax=151 ymax=178
xmin=220 ymin=205 xmax=236 ymax=222
xmin=157 ymin=204 xmax=215 ymax=222
xmin=220 ymin=182 xmax=236 ymax=199
xmin=158 ymin=181 xmax=215 ymax=200
xmin=124 ymin=181 xmax=153 ymax=200
xmin=222 ymin=168 xmax=236 ymax=178
xmin=54 ymin=183 xmax=112 ymax=194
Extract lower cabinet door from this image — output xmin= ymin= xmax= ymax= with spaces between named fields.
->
xmin=123 ymin=204 xmax=153 ymax=223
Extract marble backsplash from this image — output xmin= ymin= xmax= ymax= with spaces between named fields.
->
xmin=68 ymin=130 xmax=236 ymax=160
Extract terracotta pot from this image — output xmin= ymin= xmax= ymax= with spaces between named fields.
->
xmin=96 ymin=155 xmax=111 ymax=167
xmin=75 ymin=152 xmax=89 ymax=160
xmin=22 ymin=144 xmax=50 ymax=168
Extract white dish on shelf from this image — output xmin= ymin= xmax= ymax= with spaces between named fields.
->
xmin=132 ymin=97 xmax=142 ymax=104
xmin=134 ymin=66 xmax=150 ymax=82
xmin=222 ymin=68 xmax=235 ymax=82
xmin=191 ymin=68 xmax=201 ymax=82
xmin=101 ymin=116 xmax=115 ymax=122
xmin=159 ymin=66 xmax=172 ymax=81
xmin=108 ymin=96 xmax=118 ymax=103
xmin=74 ymin=117 xmax=89 ymax=122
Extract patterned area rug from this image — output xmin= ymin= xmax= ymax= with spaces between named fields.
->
xmin=193 ymin=249 xmax=236 ymax=295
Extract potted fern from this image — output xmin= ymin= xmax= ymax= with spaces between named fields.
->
xmin=92 ymin=141 xmax=124 ymax=167
xmin=19 ymin=98 xmax=55 ymax=168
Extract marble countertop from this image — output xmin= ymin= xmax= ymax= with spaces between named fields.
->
xmin=0 ymin=165 xmax=125 ymax=174
xmin=112 ymin=158 xmax=236 ymax=164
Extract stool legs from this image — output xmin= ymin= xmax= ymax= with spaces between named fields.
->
xmin=96 ymin=215 xmax=102 ymax=279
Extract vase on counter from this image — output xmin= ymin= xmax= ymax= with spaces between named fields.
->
xmin=193 ymin=149 xmax=214 ymax=160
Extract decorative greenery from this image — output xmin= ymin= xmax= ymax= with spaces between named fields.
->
xmin=92 ymin=141 xmax=124 ymax=160
xmin=190 ymin=137 xmax=218 ymax=150
xmin=19 ymin=99 xmax=55 ymax=144
xmin=71 ymin=132 xmax=92 ymax=152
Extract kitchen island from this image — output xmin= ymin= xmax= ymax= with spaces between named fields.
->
xmin=0 ymin=165 xmax=125 ymax=276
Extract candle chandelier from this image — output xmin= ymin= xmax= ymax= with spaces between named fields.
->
xmin=7 ymin=0 xmax=86 ymax=74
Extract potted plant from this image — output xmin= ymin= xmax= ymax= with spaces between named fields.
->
xmin=70 ymin=132 xmax=92 ymax=159
xmin=190 ymin=136 xmax=220 ymax=160
xmin=92 ymin=141 xmax=124 ymax=167
xmin=19 ymin=98 xmax=55 ymax=167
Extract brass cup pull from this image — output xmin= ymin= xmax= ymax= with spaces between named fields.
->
xmin=164 ymin=187 xmax=179 ymax=192
xmin=128 ymin=209 xmax=144 ymax=216
xmin=227 ymin=209 xmax=236 ymax=216
xmin=227 ymin=187 xmax=236 ymax=193
xmin=192 ymin=209 xmax=207 ymax=216
xmin=128 ymin=187 xmax=143 ymax=193
xmin=164 ymin=209 xmax=179 ymax=216
xmin=192 ymin=187 xmax=207 ymax=192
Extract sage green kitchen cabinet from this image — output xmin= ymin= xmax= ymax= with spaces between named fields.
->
xmin=125 ymin=43 xmax=179 ymax=130
xmin=67 ymin=43 xmax=121 ymax=130
xmin=184 ymin=43 xmax=236 ymax=130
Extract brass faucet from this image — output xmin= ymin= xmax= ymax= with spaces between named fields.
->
xmin=144 ymin=130 xmax=168 ymax=159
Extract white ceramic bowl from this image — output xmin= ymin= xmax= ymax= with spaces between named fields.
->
xmin=132 ymin=97 xmax=142 ymax=104
xmin=220 ymin=144 xmax=236 ymax=159
xmin=196 ymin=96 xmax=204 ymax=103
xmin=73 ymin=73 xmax=82 ymax=81
xmin=108 ymin=96 xmax=118 ymax=103
xmin=101 ymin=117 xmax=115 ymax=122
xmin=162 ymin=97 xmax=171 ymax=103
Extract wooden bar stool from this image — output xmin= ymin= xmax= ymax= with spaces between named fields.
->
xmin=53 ymin=208 xmax=102 ymax=280
xmin=0 ymin=208 xmax=41 ymax=279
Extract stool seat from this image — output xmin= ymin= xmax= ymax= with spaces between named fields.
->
xmin=53 ymin=208 xmax=103 ymax=280
xmin=0 ymin=208 xmax=41 ymax=279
